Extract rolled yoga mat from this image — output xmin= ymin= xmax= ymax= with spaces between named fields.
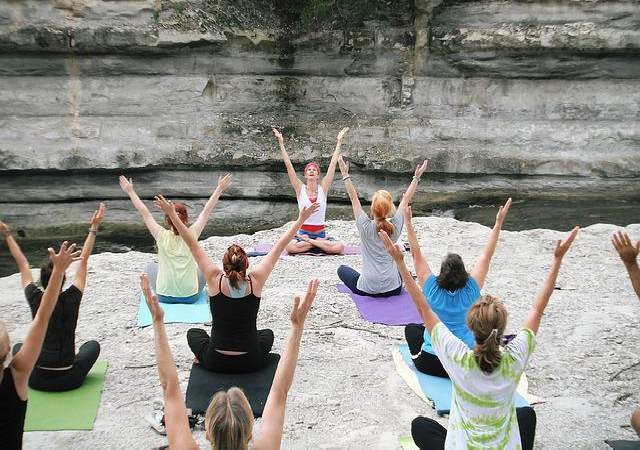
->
xmin=185 ymin=353 xmax=280 ymax=417
xmin=337 ymin=284 xmax=423 ymax=326
xmin=392 ymin=345 xmax=530 ymax=416
xmin=136 ymin=289 xmax=210 ymax=327
xmin=24 ymin=361 xmax=108 ymax=431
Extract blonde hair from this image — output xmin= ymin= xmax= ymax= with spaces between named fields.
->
xmin=0 ymin=321 xmax=10 ymax=367
xmin=205 ymin=387 xmax=254 ymax=450
xmin=370 ymin=190 xmax=395 ymax=236
xmin=466 ymin=295 xmax=507 ymax=374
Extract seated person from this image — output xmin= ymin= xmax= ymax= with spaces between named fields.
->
xmin=139 ymin=273 xmax=318 ymax=449
xmin=336 ymin=157 xmax=427 ymax=297
xmin=403 ymin=198 xmax=511 ymax=377
xmin=156 ymin=194 xmax=317 ymax=373
xmin=273 ymin=127 xmax=347 ymax=255
xmin=119 ymin=173 xmax=231 ymax=303
xmin=1 ymin=207 xmax=104 ymax=392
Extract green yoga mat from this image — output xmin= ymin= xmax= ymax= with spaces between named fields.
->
xmin=399 ymin=436 xmax=419 ymax=449
xmin=24 ymin=361 xmax=108 ymax=431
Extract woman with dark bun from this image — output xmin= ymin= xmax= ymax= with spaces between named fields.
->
xmin=155 ymin=194 xmax=318 ymax=373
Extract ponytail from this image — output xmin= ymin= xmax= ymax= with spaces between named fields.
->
xmin=467 ymin=295 xmax=507 ymax=374
xmin=222 ymin=245 xmax=249 ymax=289
xmin=371 ymin=190 xmax=395 ymax=237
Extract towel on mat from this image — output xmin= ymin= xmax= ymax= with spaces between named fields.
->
xmin=185 ymin=354 xmax=280 ymax=417
xmin=136 ymin=289 xmax=210 ymax=327
xmin=24 ymin=361 xmax=108 ymax=431
xmin=337 ymin=284 xmax=422 ymax=326
xmin=392 ymin=345 xmax=530 ymax=416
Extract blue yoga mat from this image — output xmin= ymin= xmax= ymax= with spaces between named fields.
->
xmin=394 ymin=344 xmax=529 ymax=416
xmin=136 ymin=289 xmax=211 ymax=327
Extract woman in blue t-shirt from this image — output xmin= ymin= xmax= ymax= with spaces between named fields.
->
xmin=403 ymin=198 xmax=512 ymax=377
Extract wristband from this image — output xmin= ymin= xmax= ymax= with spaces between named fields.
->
xmin=412 ymin=175 xmax=419 ymax=181
xmin=342 ymin=176 xmax=351 ymax=181
xmin=89 ymin=229 xmax=97 ymax=235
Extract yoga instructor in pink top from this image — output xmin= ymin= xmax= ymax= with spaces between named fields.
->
xmin=273 ymin=127 xmax=348 ymax=255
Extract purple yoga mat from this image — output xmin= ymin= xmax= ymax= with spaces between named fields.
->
xmin=253 ymin=244 xmax=360 ymax=256
xmin=337 ymin=284 xmax=422 ymax=326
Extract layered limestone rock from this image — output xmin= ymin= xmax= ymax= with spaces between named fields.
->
xmin=0 ymin=0 xmax=639 ymax=235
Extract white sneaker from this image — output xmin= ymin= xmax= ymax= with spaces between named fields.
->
xmin=145 ymin=410 xmax=166 ymax=436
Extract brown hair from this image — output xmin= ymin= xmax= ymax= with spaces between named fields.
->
xmin=205 ymin=387 xmax=254 ymax=450
xmin=0 ymin=321 xmax=10 ymax=367
xmin=222 ymin=245 xmax=249 ymax=289
xmin=165 ymin=202 xmax=188 ymax=235
xmin=371 ymin=190 xmax=395 ymax=236
xmin=466 ymin=295 xmax=507 ymax=374
xmin=437 ymin=253 xmax=469 ymax=292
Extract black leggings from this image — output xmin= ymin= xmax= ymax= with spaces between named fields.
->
xmin=13 ymin=341 xmax=101 ymax=392
xmin=405 ymin=324 xmax=449 ymax=378
xmin=411 ymin=407 xmax=537 ymax=450
xmin=187 ymin=328 xmax=274 ymax=374
xmin=337 ymin=265 xmax=402 ymax=297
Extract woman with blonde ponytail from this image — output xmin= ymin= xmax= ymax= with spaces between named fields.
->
xmin=380 ymin=226 xmax=579 ymax=450
xmin=336 ymin=157 xmax=428 ymax=297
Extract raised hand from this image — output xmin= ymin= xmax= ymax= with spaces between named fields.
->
xmin=554 ymin=226 xmax=579 ymax=260
xmin=379 ymin=230 xmax=404 ymax=262
xmin=140 ymin=273 xmax=164 ymax=323
xmin=216 ymin=173 xmax=232 ymax=192
xmin=119 ymin=175 xmax=134 ymax=194
xmin=337 ymin=127 xmax=349 ymax=142
xmin=414 ymin=160 xmax=428 ymax=179
xmin=90 ymin=203 xmax=106 ymax=230
xmin=495 ymin=197 xmax=512 ymax=226
xmin=299 ymin=202 xmax=320 ymax=223
xmin=338 ymin=155 xmax=349 ymax=177
xmin=48 ymin=241 xmax=82 ymax=271
xmin=0 ymin=220 xmax=10 ymax=237
xmin=154 ymin=195 xmax=176 ymax=216
xmin=272 ymin=127 xmax=284 ymax=144
xmin=291 ymin=278 xmax=319 ymax=326
xmin=612 ymin=231 xmax=639 ymax=267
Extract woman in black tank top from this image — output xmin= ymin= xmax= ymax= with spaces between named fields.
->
xmin=155 ymin=194 xmax=319 ymax=373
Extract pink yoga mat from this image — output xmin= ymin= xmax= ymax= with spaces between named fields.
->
xmin=253 ymin=244 xmax=360 ymax=256
xmin=337 ymin=284 xmax=422 ymax=326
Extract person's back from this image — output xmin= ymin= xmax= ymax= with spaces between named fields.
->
xmin=0 ymin=367 xmax=27 ymax=449
xmin=433 ymin=323 xmax=534 ymax=448
xmin=155 ymin=225 xmax=199 ymax=298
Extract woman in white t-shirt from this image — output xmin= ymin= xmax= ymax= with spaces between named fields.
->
xmin=273 ymin=127 xmax=348 ymax=255
xmin=380 ymin=226 xmax=579 ymax=450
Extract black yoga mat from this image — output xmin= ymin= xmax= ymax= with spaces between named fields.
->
xmin=185 ymin=353 xmax=280 ymax=418
xmin=606 ymin=440 xmax=640 ymax=450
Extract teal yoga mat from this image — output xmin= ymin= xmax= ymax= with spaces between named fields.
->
xmin=137 ymin=289 xmax=211 ymax=327
xmin=24 ymin=361 xmax=108 ymax=431
xmin=393 ymin=344 xmax=530 ymax=416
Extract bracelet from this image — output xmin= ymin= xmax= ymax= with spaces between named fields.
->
xmin=412 ymin=175 xmax=419 ymax=181
xmin=89 ymin=229 xmax=97 ymax=235
xmin=342 ymin=176 xmax=351 ymax=181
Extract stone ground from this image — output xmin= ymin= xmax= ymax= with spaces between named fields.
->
xmin=1 ymin=217 xmax=639 ymax=449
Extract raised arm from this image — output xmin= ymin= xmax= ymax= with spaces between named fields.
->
xmin=73 ymin=203 xmax=105 ymax=293
xmin=273 ymin=128 xmax=303 ymax=196
xmin=254 ymin=279 xmax=318 ymax=450
xmin=251 ymin=203 xmax=319 ymax=286
xmin=11 ymin=242 xmax=81 ymax=398
xmin=404 ymin=206 xmax=432 ymax=287
xmin=321 ymin=127 xmax=349 ymax=194
xmin=140 ymin=273 xmax=198 ymax=449
xmin=612 ymin=231 xmax=640 ymax=299
xmin=380 ymin=231 xmax=440 ymax=333
xmin=398 ymin=160 xmax=428 ymax=212
xmin=192 ymin=173 xmax=231 ymax=238
xmin=0 ymin=221 xmax=33 ymax=288
xmin=119 ymin=176 xmax=162 ymax=239
xmin=523 ymin=227 xmax=579 ymax=334
xmin=338 ymin=156 xmax=363 ymax=218
xmin=155 ymin=195 xmax=221 ymax=284
xmin=471 ymin=197 xmax=512 ymax=289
